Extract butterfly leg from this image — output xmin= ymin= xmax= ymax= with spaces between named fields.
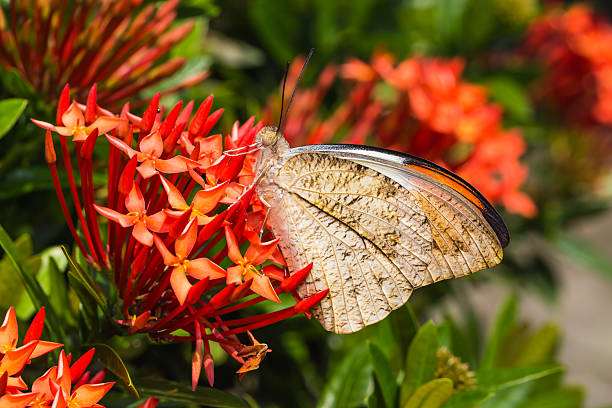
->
xmin=258 ymin=195 xmax=272 ymax=239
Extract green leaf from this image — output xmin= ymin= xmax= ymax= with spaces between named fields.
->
xmin=61 ymin=246 xmax=110 ymax=318
xmin=480 ymin=296 xmax=516 ymax=370
xmin=0 ymin=98 xmax=27 ymax=139
xmin=136 ymin=378 xmax=248 ymax=407
xmin=553 ymin=232 xmax=612 ymax=280
xmin=399 ymin=321 xmax=439 ymax=406
xmin=476 ymin=365 xmax=563 ymax=391
xmin=391 ymin=304 xmax=420 ymax=363
xmin=442 ymin=389 xmax=491 ymax=408
xmin=317 ymin=343 xmax=374 ymax=408
xmin=93 ymin=343 xmax=139 ymax=398
xmin=483 ymin=77 xmax=532 ymax=122
xmin=0 ymin=224 xmax=63 ymax=341
xmin=518 ymin=386 xmax=583 ymax=408
xmin=403 ymin=378 xmax=453 ymax=408
xmin=513 ymin=324 xmax=558 ymax=366
xmin=369 ymin=342 xmax=397 ymax=408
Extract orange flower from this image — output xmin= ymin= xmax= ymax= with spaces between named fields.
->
xmin=224 ymin=226 xmax=281 ymax=303
xmin=95 ymin=182 xmax=167 ymax=247
xmin=154 ymin=219 xmax=227 ymax=305
xmin=32 ymin=102 xmax=124 ymax=142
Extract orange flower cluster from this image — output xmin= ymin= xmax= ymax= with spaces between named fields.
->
xmin=265 ymin=52 xmax=536 ymax=217
xmin=33 ymin=85 xmax=326 ymax=389
xmin=0 ymin=307 xmax=114 ymax=407
xmin=0 ymin=0 xmax=207 ymax=107
xmin=524 ymin=4 xmax=612 ymax=126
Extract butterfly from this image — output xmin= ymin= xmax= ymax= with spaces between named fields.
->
xmin=252 ymin=126 xmax=509 ymax=334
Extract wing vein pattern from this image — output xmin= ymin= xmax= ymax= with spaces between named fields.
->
xmin=258 ymin=151 xmax=503 ymax=333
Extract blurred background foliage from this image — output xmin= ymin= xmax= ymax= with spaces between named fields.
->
xmin=0 ymin=0 xmax=611 ymax=407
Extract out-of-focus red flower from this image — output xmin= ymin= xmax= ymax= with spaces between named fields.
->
xmin=0 ymin=307 xmax=113 ymax=408
xmin=524 ymin=4 xmax=612 ymax=126
xmin=33 ymin=85 xmax=327 ymax=389
xmin=0 ymin=0 xmax=208 ymax=108
xmin=265 ymin=52 xmax=536 ymax=217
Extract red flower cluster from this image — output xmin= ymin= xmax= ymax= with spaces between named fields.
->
xmin=0 ymin=307 xmax=114 ymax=407
xmin=266 ymin=52 xmax=536 ymax=217
xmin=524 ymin=4 xmax=612 ymax=126
xmin=33 ymin=85 xmax=326 ymax=389
xmin=0 ymin=0 xmax=207 ymax=107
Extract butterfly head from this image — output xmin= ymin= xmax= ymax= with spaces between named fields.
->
xmin=255 ymin=126 xmax=284 ymax=148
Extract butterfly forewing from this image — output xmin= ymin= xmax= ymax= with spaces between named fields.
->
xmin=255 ymin=140 xmax=506 ymax=334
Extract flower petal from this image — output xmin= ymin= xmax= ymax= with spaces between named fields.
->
xmin=153 ymin=235 xmax=180 ymax=266
xmin=0 ymin=392 xmax=38 ymax=408
xmin=125 ymin=183 xmax=146 ymax=213
xmin=88 ymin=116 xmax=125 ymax=135
xmin=223 ymin=226 xmax=243 ymax=264
xmin=139 ymin=131 xmax=164 ymax=157
xmin=105 ymin=134 xmax=138 ymax=159
xmin=170 ymin=268 xmax=191 ymax=305
xmin=226 ymin=265 xmax=243 ymax=286
xmin=94 ymin=204 xmax=136 ymax=228
xmin=245 ymin=238 xmax=280 ymax=266
xmin=155 ymin=156 xmax=196 ymax=174
xmin=61 ymin=102 xmax=84 ymax=128
xmin=0 ymin=341 xmax=37 ymax=375
xmin=248 ymin=273 xmax=280 ymax=303
xmin=70 ymin=382 xmax=115 ymax=406
xmin=0 ymin=306 xmax=18 ymax=349
xmin=159 ymin=175 xmax=188 ymax=209
xmin=186 ymin=258 xmax=226 ymax=280
xmin=31 ymin=340 xmax=63 ymax=359
xmin=175 ymin=218 xmax=198 ymax=259
xmin=132 ymin=221 xmax=155 ymax=247
xmin=192 ymin=181 xmax=228 ymax=214
xmin=136 ymin=159 xmax=158 ymax=179
xmin=145 ymin=211 xmax=168 ymax=233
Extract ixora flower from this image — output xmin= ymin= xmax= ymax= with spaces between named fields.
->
xmin=33 ymin=85 xmax=328 ymax=389
xmin=0 ymin=307 xmax=114 ymax=408
xmin=524 ymin=4 xmax=612 ymax=127
xmin=264 ymin=52 xmax=536 ymax=217
xmin=0 ymin=0 xmax=207 ymax=108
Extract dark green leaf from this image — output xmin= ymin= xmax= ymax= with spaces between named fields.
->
xmin=442 ymin=389 xmax=491 ymax=408
xmin=136 ymin=378 xmax=248 ymax=407
xmin=400 ymin=321 xmax=439 ymax=406
xmin=403 ymin=378 xmax=453 ymax=408
xmin=480 ymin=296 xmax=516 ymax=370
xmin=93 ymin=343 xmax=139 ymax=398
xmin=318 ymin=343 xmax=374 ymax=408
xmin=369 ymin=342 xmax=397 ymax=408
xmin=0 ymin=98 xmax=27 ymax=139
xmin=476 ymin=365 xmax=563 ymax=390
xmin=61 ymin=246 xmax=110 ymax=318
xmin=68 ymin=274 xmax=100 ymax=337
xmin=0 ymin=224 xmax=63 ymax=341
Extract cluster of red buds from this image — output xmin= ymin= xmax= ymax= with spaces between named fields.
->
xmin=265 ymin=52 xmax=536 ymax=217
xmin=524 ymin=4 xmax=612 ymax=127
xmin=32 ymin=85 xmax=327 ymax=389
xmin=0 ymin=0 xmax=207 ymax=108
xmin=0 ymin=307 xmax=114 ymax=407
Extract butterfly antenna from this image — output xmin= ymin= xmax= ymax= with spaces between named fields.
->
xmin=277 ymin=48 xmax=315 ymax=133
xmin=275 ymin=61 xmax=290 ymax=135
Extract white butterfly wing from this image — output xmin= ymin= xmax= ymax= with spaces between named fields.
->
xmin=256 ymin=144 xmax=507 ymax=334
